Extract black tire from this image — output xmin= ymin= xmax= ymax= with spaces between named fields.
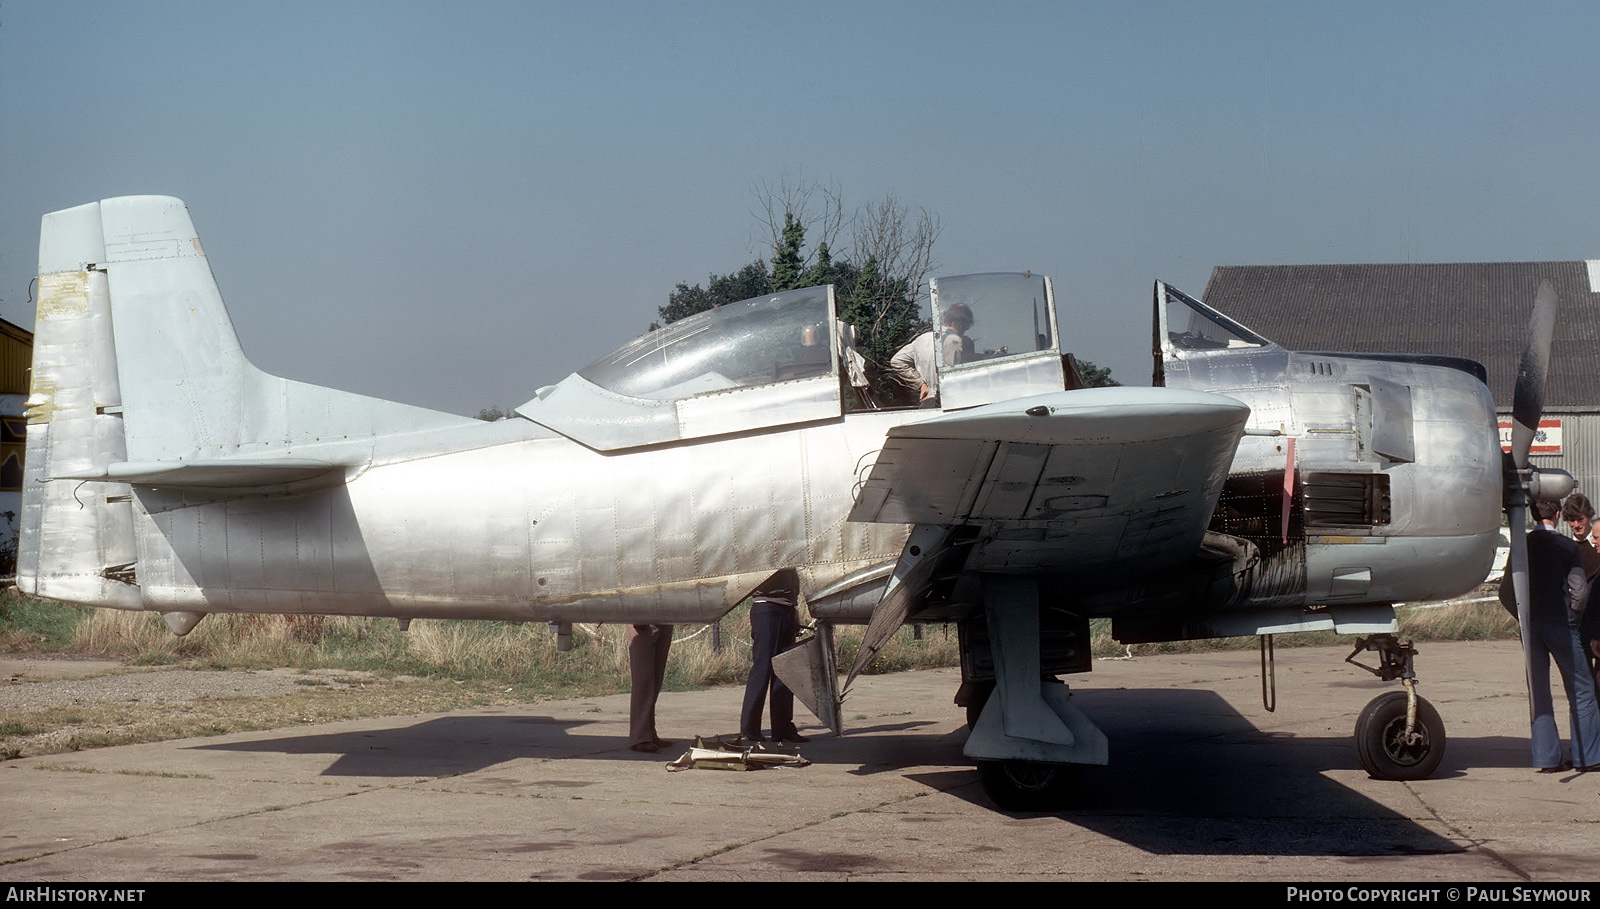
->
xmin=1355 ymin=691 xmax=1445 ymax=780
xmin=976 ymin=760 xmax=1081 ymax=811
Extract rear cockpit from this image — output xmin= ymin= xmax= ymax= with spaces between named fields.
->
xmin=1157 ymin=283 xmax=1273 ymax=359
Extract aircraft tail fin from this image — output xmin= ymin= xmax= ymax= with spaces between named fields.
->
xmin=38 ymin=197 xmax=474 ymax=461
xmin=19 ymin=196 xmax=473 ymax=604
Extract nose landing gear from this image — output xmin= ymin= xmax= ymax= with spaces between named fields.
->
xmin=1347 ymin=635 xmax=1446 ymax=780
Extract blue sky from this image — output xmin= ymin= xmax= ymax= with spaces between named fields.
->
xmin=4 ymin=1 xmax=1598 ymax=414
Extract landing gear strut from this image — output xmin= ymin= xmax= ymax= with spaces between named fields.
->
xmin=1346 ymin=634 xmax=1446 ymax=780
xmin=962 ymin=577 xmax=1107 ymax=810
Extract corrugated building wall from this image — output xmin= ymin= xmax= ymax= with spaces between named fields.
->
xmin=1534 ymin=411 xmax=1600 ymax=506
xmin=0 ymin=318 xmax=31 ymax=566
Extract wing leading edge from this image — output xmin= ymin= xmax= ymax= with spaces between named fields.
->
xmin=849 ymin=387 xmax=1251 ymax=577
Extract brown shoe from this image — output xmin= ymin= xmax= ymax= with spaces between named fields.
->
xmin=629 ymin=741 xmax=660 ymax=753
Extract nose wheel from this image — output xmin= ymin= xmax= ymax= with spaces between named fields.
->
xmin=1347 ymin=635 xmax=1446 ymax=780
xmin=1355 ymin=688 xmax=1446 ymax=780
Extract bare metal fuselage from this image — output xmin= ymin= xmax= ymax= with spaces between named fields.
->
xmin=19 ymin=198 xmax=1502 ymax=646
xmin=122 ymin=412 xmax=916 ymax=624
xmin=44 ymin=321 xmax=1500 ymax=635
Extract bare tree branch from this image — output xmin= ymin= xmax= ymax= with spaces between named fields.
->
xmin=848 ymin=194 xmax=943 ymax=339
xmin=749 ymin=172 xmax=844 ymax=267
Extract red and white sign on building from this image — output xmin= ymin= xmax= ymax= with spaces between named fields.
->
xmin=1498 ymin=417 xmax=1563 ymax=454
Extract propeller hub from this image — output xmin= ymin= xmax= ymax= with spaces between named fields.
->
xmin=1528 ymin=467 xmax=1577 ymax=503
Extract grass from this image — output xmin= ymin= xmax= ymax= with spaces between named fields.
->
xmin=0 ymin=585 xmax=1514 ymax=760
xmin=16 ymin=598 xmax=956 ymax=692
xmin=1087 ymin=588 xmax=1515 ymax=658
xmin=0 ymin=590 xmax=84 ymax=650
xmin=0 ymin=587 xmax=1512 ymax=681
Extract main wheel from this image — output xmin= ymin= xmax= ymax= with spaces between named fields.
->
xmin=976 ymin=760 xmax=1081 ymax=811
xmin=1355 ymin=690 xmax=1445 ymax=780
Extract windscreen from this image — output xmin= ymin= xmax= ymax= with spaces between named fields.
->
xmin=1163 ymin=284 xmax=1268 ymax=351
xmin=931 ymin=273 xmax=1055 ymax=366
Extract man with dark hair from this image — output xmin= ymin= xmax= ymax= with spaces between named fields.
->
xmin=1562 ymin=493 xmax=1599 ymax=577
xmin=1566 ymin=493 xmax=1600 ymax=689
xmin=1505 ymin=499 xmax=1600 ymax=771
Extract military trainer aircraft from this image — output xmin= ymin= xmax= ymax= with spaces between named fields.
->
xmin=20 ymin=196 xmax=1563 ymax=809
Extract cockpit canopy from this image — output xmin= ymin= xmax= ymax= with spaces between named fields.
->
xmin=518 ymin=286 xmax=845 ymax=450
xmin=517 ymin=274 xmax=1073 ymax=451
xmin=930 ymin=272 xmax=1065 ymax=409
xmin=1157 ymin=282 xmax=1271 ymax=353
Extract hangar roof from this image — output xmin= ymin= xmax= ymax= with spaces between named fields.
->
xmin=1202 ymin=261 xmax=1600 ymax=408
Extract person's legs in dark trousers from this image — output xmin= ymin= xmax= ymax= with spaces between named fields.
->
xmin=741 ymin=602 xmax=783 ymax=738
xmin=741 ymin=600 xmax=803 ymax=740
xmin=629 ymin=624 xmax=672 ymax=750
xmin=769 ymin=604 xmax=799 ymax=738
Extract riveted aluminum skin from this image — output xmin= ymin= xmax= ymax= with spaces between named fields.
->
xmin=1157 ymin=283 xmax=1501 ymax=608
xmin=17 ymin=199 xmax=1506 ymax=640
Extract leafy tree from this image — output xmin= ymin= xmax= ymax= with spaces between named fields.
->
xmin=801 ymin=240 xmax=833 ymax=287
xmin=769 ymin=212 xmax=807 ymax=291
xmin=655 ymin=180 xmax=941 ymax=404
xmin=1077 ymin=359 xmax=1121 ymax=388
xmin=476 ymin=406 xmax=508 ymax=421
xmin=653 ymin=261 xmax=772 ymax=329
xmin=1079 ymin=360 xmax=1120 ymax=388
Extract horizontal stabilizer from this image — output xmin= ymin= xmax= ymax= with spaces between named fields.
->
xmin=53 ymin=458 xmax=346 ymax=488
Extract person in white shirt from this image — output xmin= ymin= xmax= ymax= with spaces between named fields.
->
xmin=890 ymin=302 xmax=975 ymax=407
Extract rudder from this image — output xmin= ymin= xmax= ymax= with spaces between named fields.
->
xmin=20 ymin=201 xmax=140 ymax=604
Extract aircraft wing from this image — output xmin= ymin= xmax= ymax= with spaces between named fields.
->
xmin=849 ymin=388 xmax=1251 ymax=577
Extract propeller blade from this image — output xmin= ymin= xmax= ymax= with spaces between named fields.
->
xmin=1504 ymin=280 xmax=1560 ymax=738
xmin=1511 ymin=279 xmax=1558 ymax=470
xmin=1506 ymin=502 xmax=1532 ymax=635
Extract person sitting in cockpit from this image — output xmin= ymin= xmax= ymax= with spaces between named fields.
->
xmin=890 ymin=302 xmax=975 ymax=407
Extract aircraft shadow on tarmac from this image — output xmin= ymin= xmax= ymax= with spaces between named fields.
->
xmin=904 ymin=686 xmax=1526 ymax=857
xmin=189 ymin=712 xmax=963 ymax=780
xmin=190 ymin=714 xmax=601 ymax=778
xmin=188 ymin=686 xmax=1535 ymax=858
